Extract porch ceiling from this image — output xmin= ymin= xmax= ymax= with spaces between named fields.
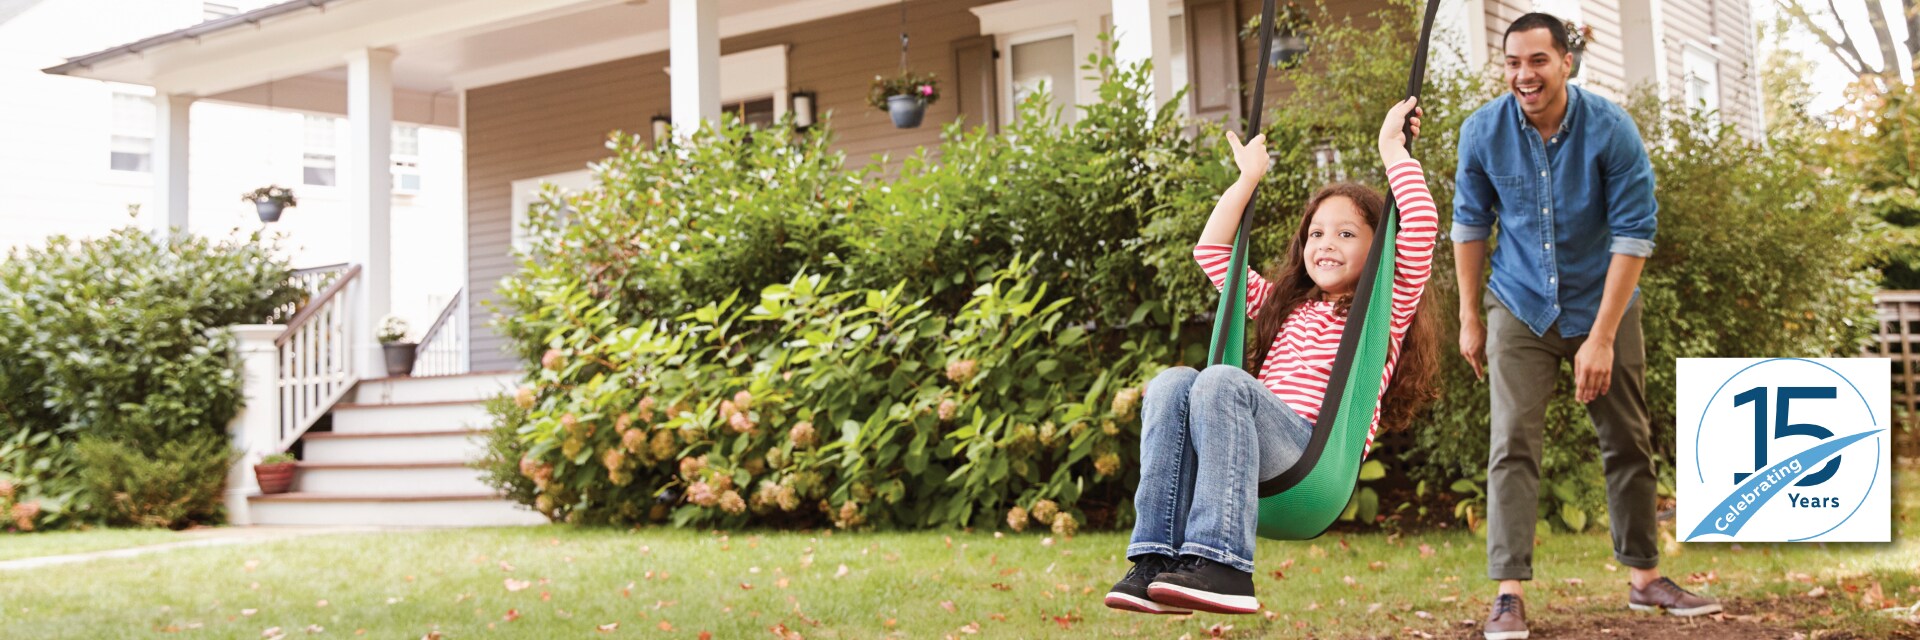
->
xmin=45 ymin=0 xmax=895 ymax=113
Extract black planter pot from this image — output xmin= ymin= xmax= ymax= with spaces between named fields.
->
xmin=383 ymin=343 xmax=418 ymax=377
xmin=254 ymin=199 xmax=286 ymax=223
xmin=1270 ymin=33 xmax=1310 ymax=66
xmin=887 ymin=95 xmax=926 ymax=129
xmin=1570 ymin=50 xmax=1584 ymax=78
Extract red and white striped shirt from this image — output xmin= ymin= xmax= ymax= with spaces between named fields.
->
xmin=1193 ymin=159 xmax=1439 ymax=457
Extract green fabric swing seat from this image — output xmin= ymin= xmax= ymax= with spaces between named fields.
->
xmin=1207 ymin=0 xmax=1439 ymax=541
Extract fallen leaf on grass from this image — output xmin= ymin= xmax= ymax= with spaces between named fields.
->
xmin=741 ymin=582 xmax=754 ymax=590
xmin=1343 ymin=576 xmax=1360 ymax=588
xmin=242 ymin=609 xmax=257 ymax=617
xmin=1686 ymin=571 xmax=1717 ymax=585
xmin=596 ymin=623 xmax=619 ymax=632
xmin=657 ymin=621 xmax=674 ymax=631
xmin=834 ymin=564 xmax=849 ymax=579
xmin=1368 ymin=561 xmax=1387 ymax=572
xmin=958 ymin=622 xmax=980 ymax=634
xmin=1418 ymin=544 xmax=1434 ymax=558
xmin=940 ymin=600 xmax=957 ymax=613
xmin=504 ymin=579 xmax=531 ymax=592
xmin=1052 ymin=614 xmax=1078 ymax=630
xmin=1564 ymin=578 xmax=1584 ymax=586
xmin=499 ymin=560 xmax=514 ymax=572
xmin=261 ymin=628 xmax=282 ymax=639
xmin=1806 ymin=586 xmax=1828 ymax=599
xmin=990 ymin=583 xmax=1012 ymax=591
xmin=1206 ymin=622 xmax=1233 ymax=637
xmin=503 ymin=609 xmax=520 ymax=622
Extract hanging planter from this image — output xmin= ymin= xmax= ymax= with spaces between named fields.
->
xmin=869 ymin=0 xmax=938 ymax=129
xmin=1246 ymin=2 xmax=1312 ymax=67
xmin=242 ymin=185 xmax=297 ymax=223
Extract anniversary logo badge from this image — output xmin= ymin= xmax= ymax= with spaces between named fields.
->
xmin=1676 ymin=358 xmax=1892 ymax=542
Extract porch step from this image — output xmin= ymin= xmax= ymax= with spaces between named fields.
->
xmin=293 ymin=461 xmax=496 ymax=496
xmin=330 ymin=400 xmax=492 ymax=434
xmin=352 ymin=370 xmax=521 ymax=404
xmin=301 ymin=429 xmax=485 ymax=464
xmin=247 ymin=492 xmax=546 ymax=527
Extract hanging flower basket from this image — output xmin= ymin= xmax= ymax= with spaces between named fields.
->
xmin=869 ymin=72 xmax=939 ymax=129
xmin=242 ymin=185 xmax=298 ymax=223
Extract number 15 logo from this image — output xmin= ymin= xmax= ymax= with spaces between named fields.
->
xmin=1731 ymin=386 xmax=1839 ymax=486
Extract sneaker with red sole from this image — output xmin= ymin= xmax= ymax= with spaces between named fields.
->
xmin=1145 ymin=556 xmax=1259 ymax=615
xmin=1103 ymin=554 xmax=1193 ymax=615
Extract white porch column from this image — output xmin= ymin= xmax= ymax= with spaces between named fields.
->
xmin=225 ymin=324 xmax=282 ymax=526
xmin=669 ymin=0 xmax=720 ymax=137
xmin=347 ymin=48 xmax=395 ymax=379
xmin=1111 ymin=0 xmax=1174 ymax=107
xmin=152 ymin=93 xmax=193 ymax=238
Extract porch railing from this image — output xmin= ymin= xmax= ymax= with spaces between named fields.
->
xmin=272 ymin=264 xmax=362 ymax=450
xmin=1872 ymin=290 xmax=1919 ymax=423
xmin=270 ymin=263 xmax=351 ymax=323
xmin=412 ymin=288 xmax=467 ymax=377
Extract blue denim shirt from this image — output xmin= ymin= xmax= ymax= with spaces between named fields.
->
xmin=1452 ymin=84 xmax=1657 ymax=338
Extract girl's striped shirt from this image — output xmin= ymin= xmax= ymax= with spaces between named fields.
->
xmin=1192 ymin=159 xmax=1439 ymax=457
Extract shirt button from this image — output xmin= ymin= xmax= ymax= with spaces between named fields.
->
xmin=1544 ymin=243 xmax=1551 ymax=250
xmin=1550 ymin=276 xmax=1557 ymax=283
xmin=1543 ymin=207 xmax=1550 ymax=213
xmin=1540 ymin=171 xmax=1547 ymax=177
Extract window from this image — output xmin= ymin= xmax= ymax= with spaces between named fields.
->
xmin=976 ymin=0 xmax=1187 ymax=126
xmin=721 ymin=98 xmax=776 ymax=129
xmin=392 ymin=125 xmax=422 ymax=193
xmin=203 ymin=2 xmax=238 ymax=21
xmin=110 ymin=93 xmax=154 ymax=173
xmin=1683 ymin=44 xmax=1720 ymax=115
xmin=509 ymin=170 xmax=595 ymax=256
xmin=303 ymin=115 xmax=337 ymax=187
xmin=1009 ymin=33 xmax=1078 ymax=123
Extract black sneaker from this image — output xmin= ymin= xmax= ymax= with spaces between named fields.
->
xmin=1103 ymin=554 xmax=1193 ymax=614
xmin=1145 ymin=556 xmax=1259 ymax=614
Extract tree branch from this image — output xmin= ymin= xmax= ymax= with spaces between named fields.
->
xmin=1863 ymin=0 xmax=1903 ymax=77
xmin=1776 ymin=0 xmax=1871 ymax=78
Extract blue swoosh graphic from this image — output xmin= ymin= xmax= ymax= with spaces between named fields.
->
xmin=1685 ymin=429 xmax=1882 ymax=541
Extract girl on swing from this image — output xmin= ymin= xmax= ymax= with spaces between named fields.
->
xmin=1105 ymin=98 xmax=1442 ymax=615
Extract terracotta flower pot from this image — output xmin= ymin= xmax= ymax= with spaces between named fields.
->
xmin=254 ymin=462 xmax=297 ymax=494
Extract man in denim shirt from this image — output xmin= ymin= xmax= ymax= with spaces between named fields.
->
xmin=1453 ymin=14 xmax=1720 ymax=640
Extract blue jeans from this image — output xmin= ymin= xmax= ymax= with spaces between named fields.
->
xmin=1126 ymin=364 xmax=1312 ymax=573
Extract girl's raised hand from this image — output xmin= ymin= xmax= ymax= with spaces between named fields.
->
xmin=1226 ymin=131 xmax=1270 ymax=183
xmin=1377 ymin=97 xmax=1422 ymax=165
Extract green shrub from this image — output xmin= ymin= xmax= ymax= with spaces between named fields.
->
xmin=0 ymin=226 xmax=300 ymax=530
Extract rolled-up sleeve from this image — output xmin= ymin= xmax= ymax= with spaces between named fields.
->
xmin=1451 ymin=118 xmax=1495 ymax=244
xmin=1601 ymin=116 xmax=1658 ymax=257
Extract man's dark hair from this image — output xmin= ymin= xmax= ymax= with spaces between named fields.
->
xmin=1502 ymin=12 xmax=1569 ymax=54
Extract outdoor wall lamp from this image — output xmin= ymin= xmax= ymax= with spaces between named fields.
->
xmin=790 ymin=90 xmax=816 ymax=129
xmin=650 ymin=115 xmax=671 ymax=143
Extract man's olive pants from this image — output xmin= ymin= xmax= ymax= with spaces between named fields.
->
xmin=1485 ymin=295 xmax=1659 ymax=581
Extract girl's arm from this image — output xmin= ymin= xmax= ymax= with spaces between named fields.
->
xmin=1195 ymin=131 xmax=1275 ymax=317
xmin=1377 ymin=98 xmax=1440 ymax=337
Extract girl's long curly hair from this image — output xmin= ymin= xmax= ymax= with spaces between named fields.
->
xmin=1247 ymin=182 xmax=1440 ymax=432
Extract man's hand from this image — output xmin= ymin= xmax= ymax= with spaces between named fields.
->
xmin=1459 ymin=314 xmax=1487 ymax=381
xmin=1574 ymin=338 xmax=1613 ymax=403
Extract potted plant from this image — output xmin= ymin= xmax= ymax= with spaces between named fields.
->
xmin=254 ymin=452 xmax=297 ymax=495
xmin=1565 ymin=20 xmax=1593 ymax=78
xmin=241 ymin=185 xmax=297 ymax=223
xmin=869 ymin=71 xmax=939 ymax=129
xmin=1244 ymin=2 xmax=1312 ymax=66
xmin=378 ymin=315 xmax=416 ymax=377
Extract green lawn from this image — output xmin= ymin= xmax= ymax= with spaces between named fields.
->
xmin=2 ymin=469 xmax=1915 ymax=639
xmin=0 ymin=527 xmax=194 ymax=562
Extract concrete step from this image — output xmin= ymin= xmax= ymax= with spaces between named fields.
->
xmin=293 ymin=461 xmax=496 ymax=496
xmin=352 ymin=370 xmax=522 ymax=404
xmin=330 ymin=400 xmax=492 ymax=434
xmin=301 ymin=429 xmax=484 ymax=464
xmin=247 ymin=493 xmax=547 ymax=527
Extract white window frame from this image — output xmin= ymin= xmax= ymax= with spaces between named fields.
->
xmin=302 ymin=114 xmax=340 ymax=189
xmin=1682 ymin=42 xmax=1720 ymax=118
xmin=109 ymin=91 xmax=156 ymax=174
xmin=392 ymin=124 xmax=422 ymax=196
xmin=509 ymin=169 xmax=595 ymax=256
xmin=974 ymin=0 xmax=1184 ymax=126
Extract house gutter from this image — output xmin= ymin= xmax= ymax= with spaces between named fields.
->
xmin=41 ymin=0 xmax=344 ymax=76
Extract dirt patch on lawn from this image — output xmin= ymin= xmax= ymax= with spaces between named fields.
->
xmin=1441 ymin=598 xmax=1919 ymax=640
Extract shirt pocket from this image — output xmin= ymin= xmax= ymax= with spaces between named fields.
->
xmin=1488 ymin=174 xmax=1530 ymax=217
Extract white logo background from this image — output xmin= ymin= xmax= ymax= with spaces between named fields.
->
xmin=1676 ymin=358 xmax=1890 ymax=542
